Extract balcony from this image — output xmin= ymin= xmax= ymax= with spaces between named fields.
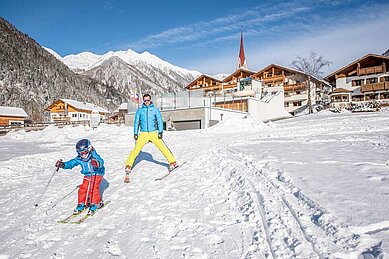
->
xmin=222 ymin=82 xmax=238 ymax=89
xmin=284 ymin=83 xmax=305 ymax=92
xmin=357 ymin=65 xmax=384 ymax=76
xmin=263 ymin=75 xmax=284 ymax=83
xmin=52 ymin=117 xmax=70 ymax=122
xmin=361 ymin=84 xmax=373 ymax=92
xmin=203 ymin=85 xmax=222 ymax=92
xmin=361 ymin=82 xmax=386 ymax=92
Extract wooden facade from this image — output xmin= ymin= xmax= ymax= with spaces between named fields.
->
xmin=325 ymin=54 xmax=389 ymax=85
xmin=222 ymin=68 xmax=256 ymax=91
xmin=252 ymin=65 xmax=289 ymax=86
xmin=46 ymin=99 xmax=107 ymax=123
xmin=186 ymin=75 xmax=222 ymax=91
xmin=0 ymin=116 xmax=25 ymax=127
xmin=325 ymin=54 xmax=389 ymax=109
xmin=0 ymin=107 xmax=28 ymax=127
xmin=214 ymin=99 xmax=248 ymax=112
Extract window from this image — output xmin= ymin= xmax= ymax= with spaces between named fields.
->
xmin=284 ymin=102 xmax=289 ymax=107
xmin=352 ymin=80 xmax=362 ymax=86
xmin=367 ymin=77 xmax=377 ymax=84
xmin=296 ymin=90 xmax=301 ymax=94
xmin=293 ymin=101 xmax=302 ymax=106
xmin=72 ymin=114 xmax=77 ymax=118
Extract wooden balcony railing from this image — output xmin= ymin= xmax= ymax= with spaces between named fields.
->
xmin=284 ymin=83 xmax=305 ymax=92
xmin=263 ymin=75 xmax=284 ymax=83
xmin=361 ymin=82 xmax=387 ymax=92
xmin=203 ymin=85 xmax=221 ymax=92
xmin=52 ymin=117 xmax=70 ymax=122
xmin=358 ymin=65 xmax=384 ymax=76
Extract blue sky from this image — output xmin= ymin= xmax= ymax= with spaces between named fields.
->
xmin=1 ymin=0 xmax=389 ymax=75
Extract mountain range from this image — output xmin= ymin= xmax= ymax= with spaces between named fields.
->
xmin=0 ymin=17 xmax=124 ymax=121
xmin=0 ymin=17 xmax=202 ymax=121
xmin=46 ymin=48 xmax=201 ymax=97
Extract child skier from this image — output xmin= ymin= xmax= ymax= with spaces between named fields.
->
xmin=55 ymin=139 xmax=105 ymax=215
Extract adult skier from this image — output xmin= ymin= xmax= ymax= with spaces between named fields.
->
xmin=124 ymin=94 xmax=177 ymax=183
xmin=55 ymin=139 xmax=105 ymax=215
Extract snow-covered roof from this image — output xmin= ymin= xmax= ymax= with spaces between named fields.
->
xmin=61 ymin=99 xmax=108 ymax=113
xmin=254 ymin=63 xmax=331 ymax=86
xmin=114 ymin=102 xmax=128 ymax=112
xmin=0 ymin=106 xmax=28 ymax=118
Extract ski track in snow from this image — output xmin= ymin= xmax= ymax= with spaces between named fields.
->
xmin=0 ymin=112 xmax=388 ymax=258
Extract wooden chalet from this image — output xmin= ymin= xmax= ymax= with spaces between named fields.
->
xmin=220 ymin=68 xmax=256 ymax=94
xmin=46 ymin=99 xmax=108 ymax=123
xmin=186 ymin=74 xmax=222 ymax=93
xmin=253 ymin=64 xmax=331 ymax=114
xmin=109 ymin=102 xmax=127 ymax=123
xmin=0 ymin=106 xmax=28 ymax=127
xmin=324 ymin=54 xmax=389 ymax=108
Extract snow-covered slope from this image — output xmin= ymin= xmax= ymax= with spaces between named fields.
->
xmin=59 ymin=49 xmax=201 ymax=94
xmin=0 ymin=111 xmax=388 ymax=257
xmin=43 ymin=47 xmax=62 ymax=60
xmin=212 ymin=73 xmax=229 ymax=81
xmin=82 ymin=56 xmax=165 ymax=96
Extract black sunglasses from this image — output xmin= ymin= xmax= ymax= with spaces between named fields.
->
xmin=143 ymin=99 xmax=151 ymax=102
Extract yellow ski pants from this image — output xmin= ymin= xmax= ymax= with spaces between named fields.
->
xmin=126 ymin=131 xmax=176 ymax=167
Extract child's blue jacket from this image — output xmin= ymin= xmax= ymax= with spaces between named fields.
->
xmin=63 ymin=149 xmax=105 ymax=176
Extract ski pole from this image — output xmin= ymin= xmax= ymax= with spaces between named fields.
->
xmin=46 ymin=184 xmax=80 ymax=213
xmin=34 ymin=164 xmax=60 ymax=207
xmin=89 ymin=172 xmax=98 ymax=206
xmin=84 ymin=176 xmax=92 ymax=206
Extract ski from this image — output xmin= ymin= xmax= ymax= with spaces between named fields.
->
xmin=155 ymin=162 xmax=187 ymax=181
xmin=58 ymin=209 xmax=87 ymax=224
xmin=70 ymin=200 xmax=111 ymax=224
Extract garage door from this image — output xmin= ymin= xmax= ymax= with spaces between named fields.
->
xmin=173 ymin=120 xmax=201 ymax=130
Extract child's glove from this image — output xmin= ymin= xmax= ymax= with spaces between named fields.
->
xmin=91 ymin=159 xmax=100 ymax=168
xmin=55 ymin=160 xmax=64 ymax=168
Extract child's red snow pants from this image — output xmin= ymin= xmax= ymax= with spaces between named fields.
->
xmin=78 ymin=175 xmax=103 ymax=205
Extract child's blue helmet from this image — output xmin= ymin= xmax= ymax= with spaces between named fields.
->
xmin=76 ymin=139 xmax=92 ymax=160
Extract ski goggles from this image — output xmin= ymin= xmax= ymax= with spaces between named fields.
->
xmin=78 ymin=149 xmax=90 ymax=158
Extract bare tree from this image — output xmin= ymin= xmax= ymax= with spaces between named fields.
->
xmin=291 ymin=52 xmax=331 ymax=113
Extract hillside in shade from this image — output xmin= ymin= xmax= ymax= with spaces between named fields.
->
xmin=0 ymin=17 xmax=125 ymax=121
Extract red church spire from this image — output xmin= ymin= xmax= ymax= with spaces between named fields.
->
xmin=237 ymin=31 xmax=247 ymax=70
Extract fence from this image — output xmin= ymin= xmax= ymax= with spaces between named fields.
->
xmin=126 ymin=90 xmax=256 ymax=113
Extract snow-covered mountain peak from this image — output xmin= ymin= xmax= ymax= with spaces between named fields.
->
xmin=43 ymin=47 xmax=62 ymax=60
xmin=62 ymin=51 xmax=102 ymax=71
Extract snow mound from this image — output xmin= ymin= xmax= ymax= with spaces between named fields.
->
xmin=204 ymin=116 xmax=269 ymax=133
xmin=5 ymin=124 xmax=129 ymax=144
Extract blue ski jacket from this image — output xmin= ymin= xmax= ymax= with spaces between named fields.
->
xmin=134 ymin=102 xmax=163 ymax=135
xmin=63 ymin=149 xmax=105 ymax=176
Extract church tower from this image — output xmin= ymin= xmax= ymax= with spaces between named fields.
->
xmin=236 ymin=31 xmax=247 ymax=70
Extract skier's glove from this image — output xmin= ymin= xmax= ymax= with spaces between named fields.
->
xmin=55 ymin=160 xmax=64 ymax=168
xmin=134 ymin=134 xmax=138 ymax=141
xmin=91 ymin=159 xmax=100 ymax=168
xmin=158 ymin=132 xmax=163 ymax=139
